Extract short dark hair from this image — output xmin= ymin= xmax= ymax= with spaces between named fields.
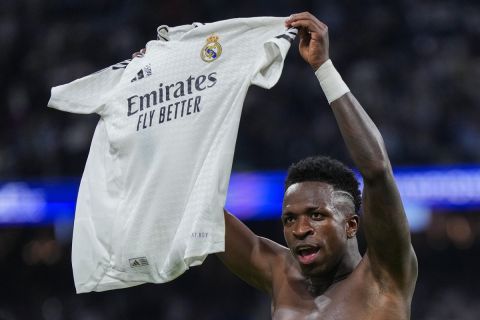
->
xmin=285 ymin=156 xmax=362 ymax=213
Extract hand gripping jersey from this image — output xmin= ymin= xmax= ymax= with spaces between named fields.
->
xmin=48 ymin=17 xmax=297 ymax=293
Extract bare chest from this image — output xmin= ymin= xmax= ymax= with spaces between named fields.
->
xmin=271 ymin=275 xmax=407 ymax=320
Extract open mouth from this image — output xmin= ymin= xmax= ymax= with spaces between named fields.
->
xmin=295 ymin=245 xmax=320 ymax=265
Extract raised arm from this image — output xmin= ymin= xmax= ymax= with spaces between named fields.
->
xmin=330 ymin=92 xmax=417 ymax=288
xmin=286 ymin=12 xmax=417 ymax=290
xmin=216 ymin=210 xmax=285 ymax=294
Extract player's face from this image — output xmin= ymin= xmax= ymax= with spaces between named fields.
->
xmin=282 ymin=181 xmax=349 ymax=276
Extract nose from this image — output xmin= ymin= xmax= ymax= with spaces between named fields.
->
xmin=292 ymin=216 xmax=314 ymax=239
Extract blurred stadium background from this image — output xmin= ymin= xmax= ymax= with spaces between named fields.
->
xmin=1 ymin=0 xmax=480 ymax=319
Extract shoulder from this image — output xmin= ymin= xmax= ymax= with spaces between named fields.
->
xmin=257 ymin=236 xmax=292 ymax=267
xmin=258 ymin=237 xmax=298 ymax=283
xmin=361 ymin=248 xmax=418 ymax=298
xmin=263 ymin=240 xmax=304 ymax=283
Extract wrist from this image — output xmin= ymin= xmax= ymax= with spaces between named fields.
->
xmin=315 ymin=59 xmax=350 ymax=104
xmin=310 ymin=57 xmax=329 ymax=71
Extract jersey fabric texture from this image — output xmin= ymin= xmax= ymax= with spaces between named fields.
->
xmin=48 ymin=17 xmax=297 ymax=293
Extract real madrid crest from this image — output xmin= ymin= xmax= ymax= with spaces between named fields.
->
xmin=201 ymin=34 xmax=222 ymax=62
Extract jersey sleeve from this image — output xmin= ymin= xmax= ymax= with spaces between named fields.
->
xmin=48 ymin=60 xmax=130 ymax=115
xmin=250 ymin=24 xmax=297 ymax=89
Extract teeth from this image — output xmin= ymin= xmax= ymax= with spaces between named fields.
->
xmin=296 ymin=246 xmax=318 ymax=255
xmin=297 ymin=246 xmax=316 ymax=250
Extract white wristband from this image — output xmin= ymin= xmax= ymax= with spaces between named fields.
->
xmin=315 ymin=59 xmax=350 ymax=104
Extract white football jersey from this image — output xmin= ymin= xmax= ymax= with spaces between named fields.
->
xmin=48 ymin=17 xmax=297 ymax=293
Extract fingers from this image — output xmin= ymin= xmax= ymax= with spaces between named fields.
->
xmin=287 ymin=12 xmax=326 ymax=27
xmin=297 ymin=27 xmax=311 ymax=47
xmin=285 ymin=12 xmax=327 ymax=32
xmin=285 ymin=12 xmax=330 ymax=70
xmin=286 ymin=13 xmax=328 ymax=45
xmin=132 ymin=48 xmax=146 ymax=59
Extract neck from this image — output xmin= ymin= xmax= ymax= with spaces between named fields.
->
xmin=306 ymin=240 xmax=362 ymax=295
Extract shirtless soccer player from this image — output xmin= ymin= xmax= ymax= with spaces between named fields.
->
xmin=216 ymin=12 xmax=418 ymax=320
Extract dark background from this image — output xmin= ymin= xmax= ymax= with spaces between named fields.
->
xmin=1 ymin=0 xmax=480 ymax=319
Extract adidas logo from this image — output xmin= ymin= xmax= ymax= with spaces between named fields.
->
xmin=131 ymin=260 xmax=141 ymax=267
xmin=129 ymin=256 xmax=149 ymax=268
xmin=131 ymin=64 xmax=152 ymax=82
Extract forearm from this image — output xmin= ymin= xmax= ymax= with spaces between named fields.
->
xmin=320 ymin=61 xmax=413 ymax=251
xmin=330 ymin=93 xmax=391 ymax=180
xmin=316 ymin=60 xmax=391 ymax=180
xmin=321 ymin=64 xmax=415 ymax=278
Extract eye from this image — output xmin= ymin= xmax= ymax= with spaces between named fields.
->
xmin=283 ymin=215 xmax=295 ymax=225
xmin=311 ymin=212 xmax=324 ymax=220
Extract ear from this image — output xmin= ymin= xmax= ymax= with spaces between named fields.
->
xmin=345 ymin=215 xmax=359 ymax=239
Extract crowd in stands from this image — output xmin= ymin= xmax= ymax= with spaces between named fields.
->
xmin=1 ymin=0 xmax=480 ymax=178
xmin=1 ymin=0 xmax=479 ymax=319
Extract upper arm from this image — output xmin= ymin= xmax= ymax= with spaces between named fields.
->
xmin=330 ymin=94 xmax=418 ymax=290
xmin=216 ymin=210 xmax=285 ymax=294
xmin=362 ymin=167 xmax=418 ymax=290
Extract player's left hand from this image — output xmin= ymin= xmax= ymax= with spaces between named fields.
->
xmin=132 ymin=48 xmax=146 ymax=58
xmin=285 ymin=12 xmax=329 ymax=71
